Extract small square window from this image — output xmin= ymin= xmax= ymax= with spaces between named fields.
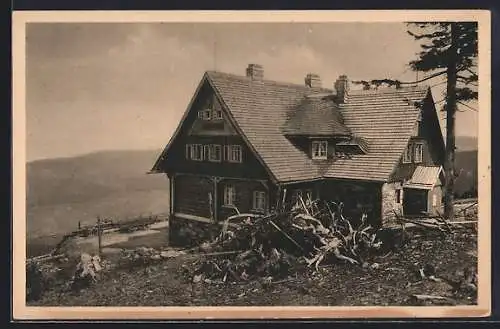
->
xmin=198 ymin=109 xmax=212 ymax=120
xmin=312 ymin=141 xmax=328 ymax=160
xmin=213 ymin=110 xmax=223 ymax=120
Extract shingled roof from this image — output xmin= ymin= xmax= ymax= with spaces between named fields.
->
xmin=324 ymin=87 xmax=430 ymax=181
xmin=153 ymin=69 xmax=431 ymax=183
xmin=205 ymin=70 xmax=430 ymax=183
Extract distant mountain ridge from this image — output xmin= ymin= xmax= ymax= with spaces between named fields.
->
xmin=27 ymin=149 xmax=170 ymax=238
xmin=455 ymin=135 xmax=478 ymax=151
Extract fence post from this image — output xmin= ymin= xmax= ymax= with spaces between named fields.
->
xmin=97 ymin=216 xmax=102 ymax=257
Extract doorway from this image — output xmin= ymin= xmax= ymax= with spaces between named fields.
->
xmin=403 ymin=188 xmax=428 ymax=216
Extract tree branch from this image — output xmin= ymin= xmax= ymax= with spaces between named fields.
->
xmin=401 ymin=70 xmax=448 ymax=85
xmin=352 ymin=70 xmax=448 ymax=90
xmin=457 ymin=100 xmax=478 ymax=112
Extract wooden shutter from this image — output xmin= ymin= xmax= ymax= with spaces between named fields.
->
xmin=185 ymin=144 xmax=191 ymax=159
xmin=223 ymin=145 xmax=229 ymax=161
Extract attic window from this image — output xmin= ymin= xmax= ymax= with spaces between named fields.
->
xmin=311 ymin=141 xmax=327 ymax=160
xmin=198 ymin=109 xmax=212 ymax=120
xmin=213 ymin=110 xmax=223 ymax=120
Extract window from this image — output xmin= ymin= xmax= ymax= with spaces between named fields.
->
xmin=213 ymin=110 xmax=223 ymax=120
xmin=395 ymin=189 xmax=402 ymax=204
xmin=253 ymin=191 xmax=267 ymax=212
xmin=190 ymin=144 xmax=203 ymax=161
xmin=402 ymin=144 xmax=412 ymax=163
xmin=198 ymin=109 xmax=211 ymax=120
xmin=227 ymin=145 xmax=242 ymax=163
xmin=312 ymin=141 xmax=328 ymax=160
xmin=208 ymin=144 xmax=222 ymax=162
xmin=223 ymin=185 xmax=236 ymax=206
xmin=414 ymin=143 xmax=423 ymax=163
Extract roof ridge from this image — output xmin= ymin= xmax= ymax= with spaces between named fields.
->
xmin=206 ymin=70 xmax=333 ymax=92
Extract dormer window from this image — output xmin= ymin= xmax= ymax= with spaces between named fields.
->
xmin=312 ymin=141 xmax=328 ymax=160
xmin=414 ymin=143 xmax=423 ymax=163
xmin=403 ymin=144 xmax=412 ymax=163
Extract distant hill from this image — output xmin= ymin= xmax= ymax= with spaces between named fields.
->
xmin=455 ymin=135 xmax=478 ymax=151
xmin=27 ymin=149 xmax=170 ymax=239
xmin=454 ymin=150 xmax=478 ymax=198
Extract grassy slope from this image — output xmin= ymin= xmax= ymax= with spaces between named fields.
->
xmin=27 ymin=149 xmax=169 ymax=239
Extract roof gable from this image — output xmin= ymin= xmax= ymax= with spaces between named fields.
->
xmin=151 ymin=73 xmax=278 ymax=181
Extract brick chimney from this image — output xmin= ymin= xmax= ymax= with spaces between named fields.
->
xmin=334 ymin=75 xmax=349 ymax=103
xmin=305 ymin=73 xmax=322 ymax=88
xmin=246 ymin=64 xmax=264 ymax=81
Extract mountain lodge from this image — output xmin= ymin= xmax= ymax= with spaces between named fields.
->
xmin=150 ymin=64 xmax=445 ymax=246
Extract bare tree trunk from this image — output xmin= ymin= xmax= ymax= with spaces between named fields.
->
xmin=444 ymin=23 xmax=458 ymax=221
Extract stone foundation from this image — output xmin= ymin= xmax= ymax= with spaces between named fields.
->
xmin=168 ymin=215 xmax=223 ymax=248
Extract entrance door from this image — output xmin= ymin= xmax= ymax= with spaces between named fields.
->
xmin=403 ymin=188 xmax=428 ymax=216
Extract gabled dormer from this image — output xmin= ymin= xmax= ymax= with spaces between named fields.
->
xmin=282 ymin=74 xmax=369 ymax=160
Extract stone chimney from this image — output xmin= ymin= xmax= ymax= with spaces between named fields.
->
xmin=305 ymin=73 xmax=322 ymax=88
xmin=246 ymin=64 xmax=264 ymax=81
xmin=334 ymin=75 xmax=349 ymax=103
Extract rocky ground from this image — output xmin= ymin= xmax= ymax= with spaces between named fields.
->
xmin=27 ymin=224 xmax=477 ymax=307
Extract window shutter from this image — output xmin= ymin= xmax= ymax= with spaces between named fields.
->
xmin=185 ymin=144 xmax=191 ymax=159
xmin=224 ymin=145 xmax=229 ymax=161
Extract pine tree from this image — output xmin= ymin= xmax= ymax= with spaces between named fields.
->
xmin=407 ymin=22 xmax=478 ymax=221
xmin=353 ymin=22 xmax=478 ymax=220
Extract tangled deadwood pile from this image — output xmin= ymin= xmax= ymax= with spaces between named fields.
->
xmin=186 ymin=199 xmax=386 ymax=283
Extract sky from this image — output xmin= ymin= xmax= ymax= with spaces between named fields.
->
xmin=26 ymin=22 xmax=478 ymax=161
